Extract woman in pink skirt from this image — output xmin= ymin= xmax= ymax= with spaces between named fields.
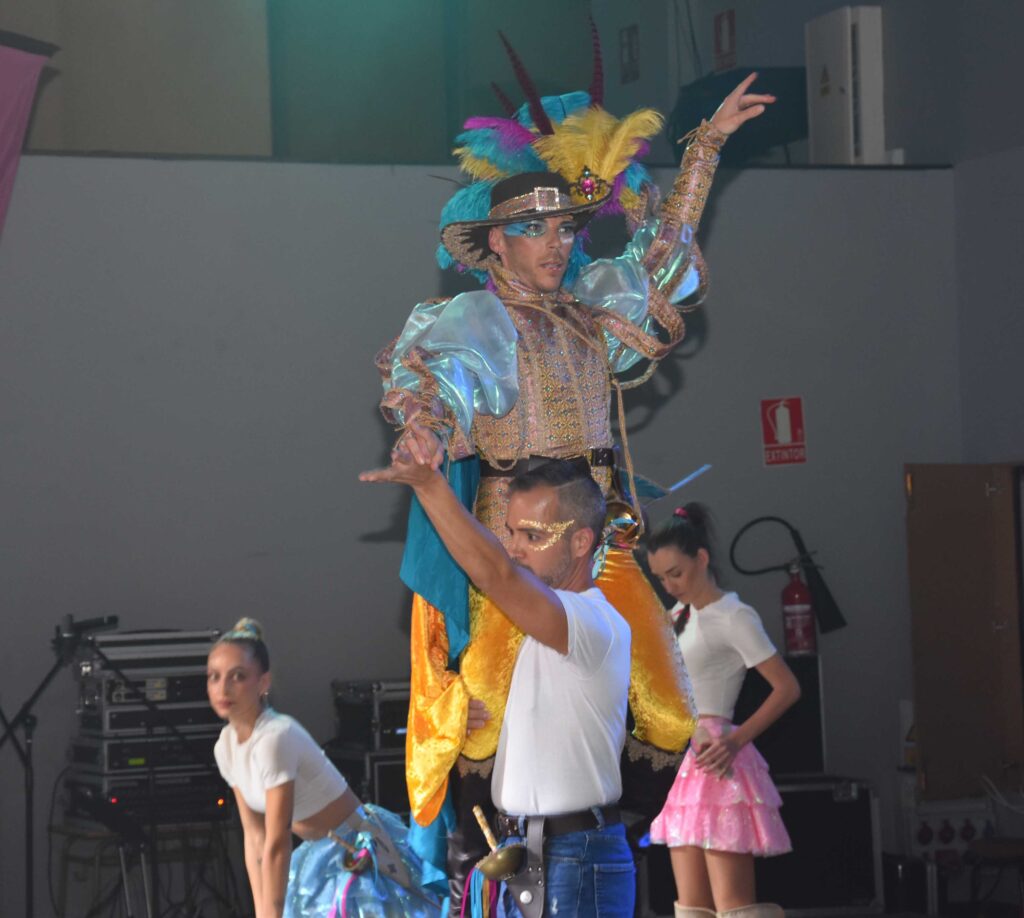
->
xmin=646 ymin=504 xmax=801 ymax=918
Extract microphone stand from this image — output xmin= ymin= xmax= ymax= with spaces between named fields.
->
xmin=0 ymin=625 xmax=89 ymax=918
xmin=80 ymin=638 xmax=222 ymax=918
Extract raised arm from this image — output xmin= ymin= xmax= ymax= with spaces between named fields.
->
xmin=361 ymin=446 xmax=570 ymax=653
xmin=657 ymin=71 xmax=775 ymax=260
xmin=577 ymin=74 xmax=774 ymax=373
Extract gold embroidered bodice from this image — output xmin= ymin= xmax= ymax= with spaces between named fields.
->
xmin=469 ymin=271 xmax=615 ymax=542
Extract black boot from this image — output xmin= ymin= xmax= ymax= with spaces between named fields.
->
xmin=446 ymin=761 xmax=494 ymax=916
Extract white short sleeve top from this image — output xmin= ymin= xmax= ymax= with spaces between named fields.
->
xmin=213 ymin=708 xmax=347 ymax=821
xmin=493 ymin=587 xmax=631 ymax=817
xmin=672 ymin=592 xmax=777 ymax=720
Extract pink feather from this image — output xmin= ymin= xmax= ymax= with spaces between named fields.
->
xmin=462 ymin=116 xmax=536 ymax=151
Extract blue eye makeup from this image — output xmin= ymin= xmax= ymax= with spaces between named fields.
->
xmin=503 ymin=221 xmax=545 ymax=237
xmin=502 ymin=221 xmax=576 ymax=242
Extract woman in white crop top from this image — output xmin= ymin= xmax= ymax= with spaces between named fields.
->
xmin=208 ymin=618 xmax=443 ymax=917
xmin=645 ymin=505 xmax=801 ymax=918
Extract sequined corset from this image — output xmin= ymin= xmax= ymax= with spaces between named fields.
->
xmin=472 ymin=302 xmax=611 ymax=458
xmin=471 ymin=277 xmax=614 ymax=542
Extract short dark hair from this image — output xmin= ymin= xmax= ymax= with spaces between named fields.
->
xmin=645 ymin=502 xmax=721 ymax=583
xmin=507 ymin=459 xmax=606 ymax=551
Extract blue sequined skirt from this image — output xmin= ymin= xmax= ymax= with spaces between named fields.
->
xmin=283 ymin=805 xmax=445 ymax=917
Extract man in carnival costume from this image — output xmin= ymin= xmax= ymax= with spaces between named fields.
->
xmin=375 ymin=27 xmax=774 ymax=913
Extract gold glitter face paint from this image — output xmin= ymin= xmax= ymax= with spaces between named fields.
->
xmin=517 ymin=518 xmax=576 ymax=551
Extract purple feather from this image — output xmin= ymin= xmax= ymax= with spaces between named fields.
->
xmin=592 ymin=171 xmax=628 ymax=219
xmin=462 ymin=116 xmax=536 ymax=151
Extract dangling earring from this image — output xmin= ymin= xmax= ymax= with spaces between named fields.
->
xmin=260 ymin=690 xmax=270 ymax=707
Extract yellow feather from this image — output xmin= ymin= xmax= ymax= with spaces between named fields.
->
xmin=453 ymin=150 xmax=509 ymax=183
xmin=533 ymin=107 xmax=663 ymax=190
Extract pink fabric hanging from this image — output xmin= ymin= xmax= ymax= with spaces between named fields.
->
xmin=0 ymin=44 xmax=47 ymax=240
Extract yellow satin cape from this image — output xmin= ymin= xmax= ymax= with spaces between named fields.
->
xmin=405 ymin=547 xmax=696 ymax=825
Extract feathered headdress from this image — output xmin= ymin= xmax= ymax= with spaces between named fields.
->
xmin=437 ymin=20 xmax=663 ymax=282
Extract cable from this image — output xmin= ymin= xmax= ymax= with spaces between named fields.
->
xmin=981 ymin=774 xmax=1024 ymax=816
xmin=729 ymin=515 xmax=847 ymax=632
xmin=80 ymin=874 xmax=124 ymax=918
xmin=976 ymin=865 xmax=1007 ymax=903
xmin=214 ymin=818 xmax=245 ymax=914
xmin=683 ymin=0 xmax=705 ymax=77
xmin=47 ymin=763 xmax=72 ymax=915
xmin=730 ymin=515 xmax=801 ymax=576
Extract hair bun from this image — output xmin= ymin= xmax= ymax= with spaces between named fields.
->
xmin=229 ymin=617 xmax=264 ymax=641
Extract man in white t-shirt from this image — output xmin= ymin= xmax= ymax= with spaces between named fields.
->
xmin=362 ymin=449 xmax=634 ymax=917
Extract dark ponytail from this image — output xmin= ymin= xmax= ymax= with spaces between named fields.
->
xmin=645 ymin=502 xmax=721 ymax=585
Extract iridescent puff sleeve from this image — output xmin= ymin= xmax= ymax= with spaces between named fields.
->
xmin=571 ymin=120 xmax=727 ymax=373
xmin=378 ymin=291 xmax=519 ymax=455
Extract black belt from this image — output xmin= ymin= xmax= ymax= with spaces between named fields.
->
xmin=496 ymin=805 xmax=621 ymax=839
xmin=480 ymin=449 xmax=615 ymax=479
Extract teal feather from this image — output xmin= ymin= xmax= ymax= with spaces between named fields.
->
xmin=516 ymin=91 xmax=591 ymax=127
xmin=454 ymin=126 xmax=545 ymax=175
xmin=438 ymin=180 xmax=493 ymax=229
xmin=563 ymin=237 xmax=590 ymax=287
xmin=625 ymin=162 xmax=653 ymax=194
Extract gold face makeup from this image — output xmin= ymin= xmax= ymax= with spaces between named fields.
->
xmin=518 ymin=518 xmax=575 ymax=551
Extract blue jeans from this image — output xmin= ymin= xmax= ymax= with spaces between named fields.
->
xmin=501 ymin=822 xmax=635 ymax=917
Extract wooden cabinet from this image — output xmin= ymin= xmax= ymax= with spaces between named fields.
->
xmin=905 ymin=463 xmax=1024 ymax=799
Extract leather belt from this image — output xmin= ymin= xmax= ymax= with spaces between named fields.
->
xmin=496 ymin=804 xmax=621 ymax=839
xmin=480 ymin=449 xmax=615 ymax=479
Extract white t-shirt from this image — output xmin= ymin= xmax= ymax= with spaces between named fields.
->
xmin=671 ymin=592 xmax=777 ymax=720
xmin=213 ymin=708 xmax=348 ymax=821
xmin=493 ymin=587 xmax=631 ymax=817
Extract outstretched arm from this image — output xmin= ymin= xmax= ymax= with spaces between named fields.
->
xmin=361 ymin=443 xmax=569 ymax=653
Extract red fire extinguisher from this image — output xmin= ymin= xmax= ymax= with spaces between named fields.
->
xmin=782 ymin=563 xmax=817 ymax=655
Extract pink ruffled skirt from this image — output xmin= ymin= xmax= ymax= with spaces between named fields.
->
xmin=649 ymin=717 xmax=792 ymax=856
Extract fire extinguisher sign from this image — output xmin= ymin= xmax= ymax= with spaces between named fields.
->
xmin=760 ymin=397 xmax=807 ymax=466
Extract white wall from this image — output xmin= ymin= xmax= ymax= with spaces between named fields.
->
xmin=955 ymin=142 xmax=1024 ymax=461
xmin=1 ymin=0 xmax=271 ymax=156
xmin=0 ymin=155 xmax=958 ymax=914
xmin=951 ymin=1 xmax=1024 ymax=163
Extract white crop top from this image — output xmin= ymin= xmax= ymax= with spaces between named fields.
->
xmin=213 ymin=708 xmax=348 ymax=821
xmin=671 ymin=592 xmax=777 ymax=720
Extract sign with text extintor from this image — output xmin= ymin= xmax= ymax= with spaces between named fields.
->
xmin=760 ymin=397 xmax=806 ymax=466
